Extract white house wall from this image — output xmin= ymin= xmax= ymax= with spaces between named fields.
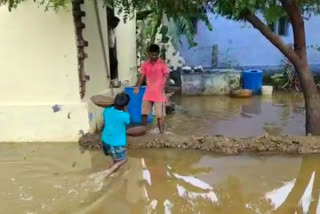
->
xmin=0 ymin=0 xmax=138 ymax=141
xmin=116 ymin=10 xmax=138 ymax=86
xmin=82 ymin=0 xmax=110 ymax=100
xmin=83 ymin=5 xmax=138 ymax=133
xmin=0 ymin=1 xmax=90 ymax=142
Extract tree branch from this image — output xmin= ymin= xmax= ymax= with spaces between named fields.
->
xmin=244 ymin=12 xmax=300 ymax=64
xmin=280 ymin=0 xmax=307 ymax=57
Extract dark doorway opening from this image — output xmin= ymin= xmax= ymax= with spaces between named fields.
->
xmin=107 ymin=7 xmax=119 ymax=80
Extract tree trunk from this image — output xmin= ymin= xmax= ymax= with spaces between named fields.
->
xmin=283 ymin=0 xmax=320 ymax=135
xmin=244 ymin=2 xmax=320 ymax=135
xmin=294 ymin=60 xmax=320 ymax=135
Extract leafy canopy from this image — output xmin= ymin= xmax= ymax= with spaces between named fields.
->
xmin=2 ymin=0 xmax=320 ymax=21
xmin=1 ymin=0 xmax=320 ymax=46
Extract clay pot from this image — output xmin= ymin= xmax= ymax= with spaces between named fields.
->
xmin=127 ymin=126 xmax=147 ymax=137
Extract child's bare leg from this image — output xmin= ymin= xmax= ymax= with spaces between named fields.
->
xmin=142 ymin=115 xmax=148 ymax=126
xmin=157 ymin=118 xmax=165 ymax=134
xmin=109 ymin=159 xmax=127 ymax=174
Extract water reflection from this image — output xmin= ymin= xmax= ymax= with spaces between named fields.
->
xmin=241 ymin=97 xmax=262 ymax=115
xmin=1 ymin=143 xmax=320 ymax=214
xmin=135 ymin=151 xmax=320 ymax=214
xmin=168 ymin=92 xmax=305 ymax=137
xmin=271 ymin=155 xmax=320 ymax=214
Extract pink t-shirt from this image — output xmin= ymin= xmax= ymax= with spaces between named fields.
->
xmin=141 ymin=59 xmax=169 ymax=102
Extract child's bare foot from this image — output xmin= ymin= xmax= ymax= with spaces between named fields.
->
xmin=108 ymin=159 xmax=127 ymax=175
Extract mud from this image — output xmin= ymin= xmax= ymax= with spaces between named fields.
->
xmin=79 ymin=132 xmax=320 ymax=155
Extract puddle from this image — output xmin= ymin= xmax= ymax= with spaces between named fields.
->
xmin=1 ymin=142 xmax=320 ymax=213
xmin=168 ymin=91 xmax=305 ymax=137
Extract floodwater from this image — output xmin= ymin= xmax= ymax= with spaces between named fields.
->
xmin=1 ymin=142 xmax=320 ymax=214
xmin=1 ymin=92 xmax=316 ymax=213
xmin=167 ymin=92 xmax=305 ymax=137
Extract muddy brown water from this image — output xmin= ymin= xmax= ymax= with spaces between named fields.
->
xmin=2 ymin=92 xmax=318 ymax=213
xmin=168 ymin=91 xmax=305 ymax=137
xmin=1 ymin=142 xmax=320 ymax=214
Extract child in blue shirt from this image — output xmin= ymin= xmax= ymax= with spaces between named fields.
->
xmin=102 ymin=92 xmax=130 ymax=171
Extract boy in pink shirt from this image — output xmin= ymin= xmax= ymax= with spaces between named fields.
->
xmin=134 ymin=44 xmax=169 ymax=134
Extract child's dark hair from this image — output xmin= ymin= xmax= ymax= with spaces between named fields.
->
xmin=148 ymin=44 xmax=160 ymax=53
xmin=114 ymin=92 xmax=130 ymax=109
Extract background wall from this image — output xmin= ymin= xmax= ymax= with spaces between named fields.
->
xmin=178 ymin=13 xmax=320 ymax=69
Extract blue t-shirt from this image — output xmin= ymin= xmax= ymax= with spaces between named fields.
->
xmin=101 ymin=107 xmax=130 ymax=147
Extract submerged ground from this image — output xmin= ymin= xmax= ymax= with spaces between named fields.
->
xmin=80 ymin=91 xmax=320 ymax=154
xmin=1 ymin=143 xmax=320 ymax=213
xmin=2 ymin=92 xmax=320 ymax=213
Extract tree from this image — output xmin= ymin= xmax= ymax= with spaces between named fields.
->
xmin=129 ymin=0 xmax=213 ymax=49
xmin=1 ymin=0 xmax=320 ymax=135
xmin=135 ymin=1 xmax=212 ymax=63
xmin=211 ymin=0 xmax=320 ymax=136
xmin=113 ymin=0 xmax=320 ymax=135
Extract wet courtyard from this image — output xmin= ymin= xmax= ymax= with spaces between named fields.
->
xmin=167 ymin=91 xmax=305 ymax=137
xmin=2 ymin=92 xmax=319 ymax=214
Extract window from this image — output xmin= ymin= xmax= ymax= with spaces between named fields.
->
xmin=268 ymin=17 xmax=289 ymax=36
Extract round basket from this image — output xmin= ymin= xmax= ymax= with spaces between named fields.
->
xmin=127 ymin=126 xmax=147 ymax=137
xmin=230 ymin=89 xmax=253 ymax=98
xmin=90 ymin=95 xmax=114 ymax=108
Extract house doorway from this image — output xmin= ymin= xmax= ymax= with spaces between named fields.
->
xmin=107 ymin=7 xmax=119 ymax=80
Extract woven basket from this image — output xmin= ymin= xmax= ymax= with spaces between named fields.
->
xmin=230 ymin=89 xmax=253 ymax=98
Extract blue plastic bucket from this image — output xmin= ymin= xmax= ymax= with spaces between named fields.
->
xmin=125 ymin=86 xmax=153 ymax=124
xmin=242 ymin=69 xmax=263 ymax=95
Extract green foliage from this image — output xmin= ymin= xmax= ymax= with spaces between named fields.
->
xmin=0 ymin=0 xmax=70 ymax=11
xmin=270 ymin=72 xmax=288 ymax=88
xmin=170 ymin=16 xmax=198 ymax=47
xmin=210 ymin=0 xmax=320 ymax=25
xmin=263 ymin=5 xmax=285 ymax=23
xmin=2 ymin=0 xmax=320 ymax=50
xmin=3 ymin=0 xmax=320 ymax=21
xmin=134 ymin=0 xmax=213 ymax=50
xmin=159 ymin=25 xmax=169 ymax=43
xmin=0 ymin=0 xmax=25 ymax=11
xmin=308 ymin=45 xmax=320 ymax=52
xmin=136 ymin=9 xmax=153 ymax=20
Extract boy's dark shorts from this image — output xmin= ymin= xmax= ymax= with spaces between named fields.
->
xmin=102 ymin=143 xmax=127 ymax=161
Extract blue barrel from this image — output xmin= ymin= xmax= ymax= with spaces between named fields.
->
xmin=242 ymin=69 xmax=263 ymax=95
xmin=125 ymin=86 xmax=153 ymax=124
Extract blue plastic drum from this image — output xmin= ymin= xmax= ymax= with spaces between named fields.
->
xmin=242 ymin=69 xmax=263 ymax=95
xmin=124 ymin=86 xmax=153 ymax=124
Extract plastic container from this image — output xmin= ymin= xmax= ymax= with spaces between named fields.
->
xmin=242 ymin=69 xmax=263 ymax=95
xmin=262 ymin=85 xmax=273 ymax=96
xmin=125 ymin=86 xmax=153 ymax=124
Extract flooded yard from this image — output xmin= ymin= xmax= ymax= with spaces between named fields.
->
xmin=1 ymin=142 xmax=320 ymax=214
xmin=2 ymin=92 xmax=319 ymax=213
xmin=168 ymin=91 xmax=305 ymax=137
